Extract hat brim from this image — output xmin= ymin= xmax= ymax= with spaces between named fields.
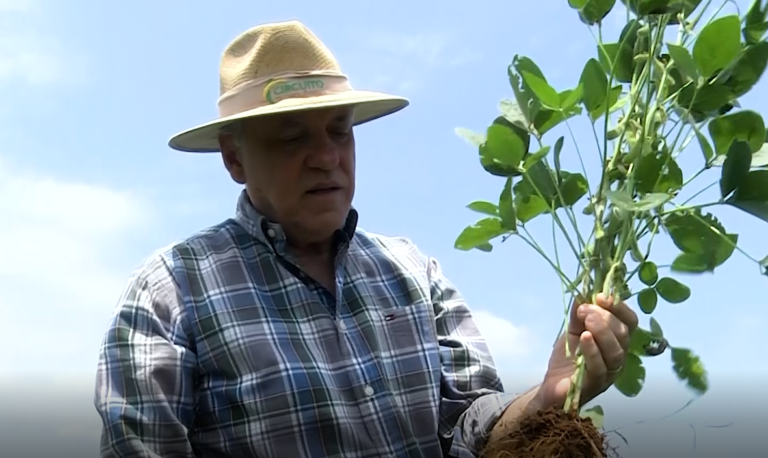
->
xmin=167 ymin=90 xmax=409 ymax=153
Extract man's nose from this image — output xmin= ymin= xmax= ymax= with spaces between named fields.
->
xmin=306 ymin=134 xmax=341 ymax=170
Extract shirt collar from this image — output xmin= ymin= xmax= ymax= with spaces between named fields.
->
xmin=233 ymin=189 xmax=358 ymax=256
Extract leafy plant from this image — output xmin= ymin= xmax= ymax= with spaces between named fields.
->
xmin=454 ymin=0 xmax=768 ymax=425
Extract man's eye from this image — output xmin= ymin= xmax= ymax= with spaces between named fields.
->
xmin=280 ymin=134 xmax=304 ymax=143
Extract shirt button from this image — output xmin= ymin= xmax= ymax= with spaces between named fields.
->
xmin=266 ymin=228 xmax=276 ymax=238
xmin=338 ymin=320 xmax=346 ymax=331
xmin=364 ymin=385 xmax=374 ymax=396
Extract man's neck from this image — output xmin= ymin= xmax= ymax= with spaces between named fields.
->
xmin=288 ymin=238 xmax=337 ymax=293
xmin=288 ymin=238 xmax=334 ymax=263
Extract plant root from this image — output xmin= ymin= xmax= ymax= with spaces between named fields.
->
xmin=480 ymin=407 xmax=619 ymax=458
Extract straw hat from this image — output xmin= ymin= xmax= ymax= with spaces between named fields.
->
xmin=168 ymin=20 xmax=410 ymax=153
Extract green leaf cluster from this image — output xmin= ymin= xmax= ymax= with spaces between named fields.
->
xmin=453 ymin=0 xmax=768 ymax=410
xmin=620 ymin=317 xmax=708 ymax=397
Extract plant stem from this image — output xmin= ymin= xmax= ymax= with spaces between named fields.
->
xmin=659 ymin=200 xmax=719 ymax=216
xmin=532 ymin=135 xmax=587 ymax=250
xmin=564 ymin=118 xmax=595 ymax=202
xmin=516 ymin=230 xmax=576 ymax=292
xmin=564 ymin=12 xmax=669 ymax=415
xmin=681 ymin=167 xmax=708 ymax=189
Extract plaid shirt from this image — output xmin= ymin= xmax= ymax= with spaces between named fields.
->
xmin=95 ymin=191 xmax=517 ymax=458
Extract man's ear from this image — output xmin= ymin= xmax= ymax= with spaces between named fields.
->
xmin=219 ymin=134 xmax=246 ymax=185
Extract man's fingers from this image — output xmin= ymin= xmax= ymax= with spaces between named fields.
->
xmin=582 ymin=308 xmax=626 ymax=370
xmin=580 ymin=331 xmax=607 ymax=380
xmin=571 ymin=293 xmax=639 ymax=343
xmin=594 ymin=293 xmax=639 ymax=332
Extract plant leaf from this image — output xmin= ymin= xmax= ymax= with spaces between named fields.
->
xmin=499 ymin=178 xmax=517 ymax=232
xmin=638 ymin=288 xmax=658 ymax=314
xmin=723 ymin=41 xmax=768 ymax=98
xmin=560 ymin=86 xmax=583 ymax=109
xmin=760 ymin=254 xmax=768 ymax=276
xmin=559 ymin=172 xmax=590 ymax=206
xmin=581 ymin=405 xmax=605 ymax=429
xmin=454 ymin=218 xmax=507 ymax=251
xmin=696 ymin=131 xmax=716 ymax=164
xmin=692 ymin=15 xmax=742 ymax=78
xmin=554 ymin=136 xmax=565 ymax=179
xmin=639 ymin=261 xmax=659 ymax=286
xmin=514 ymin=194 xmax=549 ymax=223
xmin=466 ymin=201 xmax=499 ymax=217
xmin=580 ymin=58 xmax=609 ymax=118
xmin=708 ymin=110 xmax=766 ymax=157
xmin=720 ymin=140 xmax=753 ymax=199
xmin=753 ymin=143 xmax=768 ymax=167
xmin=628 ymin=326 xmax=654 ymax=355
xmin=455 ymin=128 xmax=485 ymax=147
xmin=597 ymin=39 xmax=635 ymax=83
xmin=744 ymin=0 xmax=768 ymax=44
xmin=523 ymin=146 xmax=551 ymax=170
xmin=520 ymin=71 xmax=561 ymax=109
xmin=613 ymin=353 xmax=645 ymax=397
xmin=514 ymin=161 xmax=558 ymax=201
xmin=634 ymin=153 xmax=684 ymax=194
xmin=475 ymin=243 xmax=493 ymax=253
xmin=591 ymin=86 xmax=622 ymax=122
xmin=533 ymin=106 xmax=584 ymax=136
xmin=665 ymin=210 xmax=738 ymax=273
xmin=655 ymin=277 xmax=691 ymax=304
xmin=606 ymin=190 xmax=671 ymax=212
xmin=671 ymin=347 xmax=709 ymax=395
xmin=498 ymin=99 xmax=530 ymax=131
xmin=570 ymin=0 xmax=616 ymax=25
xmin=726 ymin=169 xmax=768 ymax=222
xmin=649 ymin=317 xmax=664 ymax=337
xmin=667 ymin=43 xmax=700 ymax=82
xmin=676 ymin=81 xmax=733 ymax=117
xmin=596 ymin=19 xmax=641 ymax=84
xmin=482 ymin=124 xmax=526 ymax=167
xmin=710 ymin=142 xmax=768 ymax=168
xmin=621 ymin=0 xmax=704 ymax=18
xmin=478 ymin=118 xmax=531 ymax=177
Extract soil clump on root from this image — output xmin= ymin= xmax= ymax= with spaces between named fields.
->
xmin=480 ymin=407 xmax=618 ymax=458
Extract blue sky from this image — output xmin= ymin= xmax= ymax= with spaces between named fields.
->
xmin=0 ymin=0 xmax=766 ymax=455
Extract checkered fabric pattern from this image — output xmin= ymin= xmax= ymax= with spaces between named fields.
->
xmin=94 ymin=190 xmax=518 ymax=458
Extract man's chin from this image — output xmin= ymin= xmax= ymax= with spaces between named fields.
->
xmin=291 ymin=208 xmax=350 ymax=242
xmin=313 ymin=209 xmax=350 ymax=232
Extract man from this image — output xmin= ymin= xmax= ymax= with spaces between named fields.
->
xmin=94 ymin=20 xmax=638 ymax=458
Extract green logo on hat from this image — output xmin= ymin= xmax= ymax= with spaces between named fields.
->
xmin=264 ymin=78 xmax=326 ymax=104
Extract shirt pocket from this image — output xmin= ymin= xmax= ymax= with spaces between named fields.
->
xmin=374 ymin=299 xmax=437 ymax=378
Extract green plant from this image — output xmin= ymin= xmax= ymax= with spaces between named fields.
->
xmin=454 ymin=0 xmax=768 ymax=431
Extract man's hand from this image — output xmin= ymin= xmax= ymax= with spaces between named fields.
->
xmin=537 ymin=293 xmax=639 ymax=409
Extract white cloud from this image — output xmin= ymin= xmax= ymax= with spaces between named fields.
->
xmin=0 ymin=34 xmax=87 ymax=84
xmin=0 ymin=0 xmax=86 ymax=84
xmin=0 ymin=0 xmax=38 ymax=12
xmin=0 ymin=159 xmax=148 ymax=304
xmin=366 ymin=31 xmax=481 ymax=68
xmin=470 ymin=309 xmax=547 ymax=391
xmin=0 ymin=158 xmax=152 ymax=372
xmin=353 ymin=30 xmax=480 ymax=94
xmin=471 ymin=310 xmax=531 ymax=358
xmin=367 ymin=33 xmax=450 ymax=66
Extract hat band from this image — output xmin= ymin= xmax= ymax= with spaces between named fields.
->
xmin=217 ymin=74 xmax=353 ymax=118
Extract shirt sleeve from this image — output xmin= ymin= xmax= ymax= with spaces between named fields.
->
xmin=94 ymin=256 xmax=198 ymax=458
xmin=428 ymin=257 xmax=519 ymax=457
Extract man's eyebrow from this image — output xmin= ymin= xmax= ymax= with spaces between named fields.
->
xmin=275 ymin=117 xmax=303 ymax=130
xmin=332 ymin=113 xmax=354 ymax=125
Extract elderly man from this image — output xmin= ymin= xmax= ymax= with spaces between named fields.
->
xmin=94 ymin=20 xmax=638 ymax=458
